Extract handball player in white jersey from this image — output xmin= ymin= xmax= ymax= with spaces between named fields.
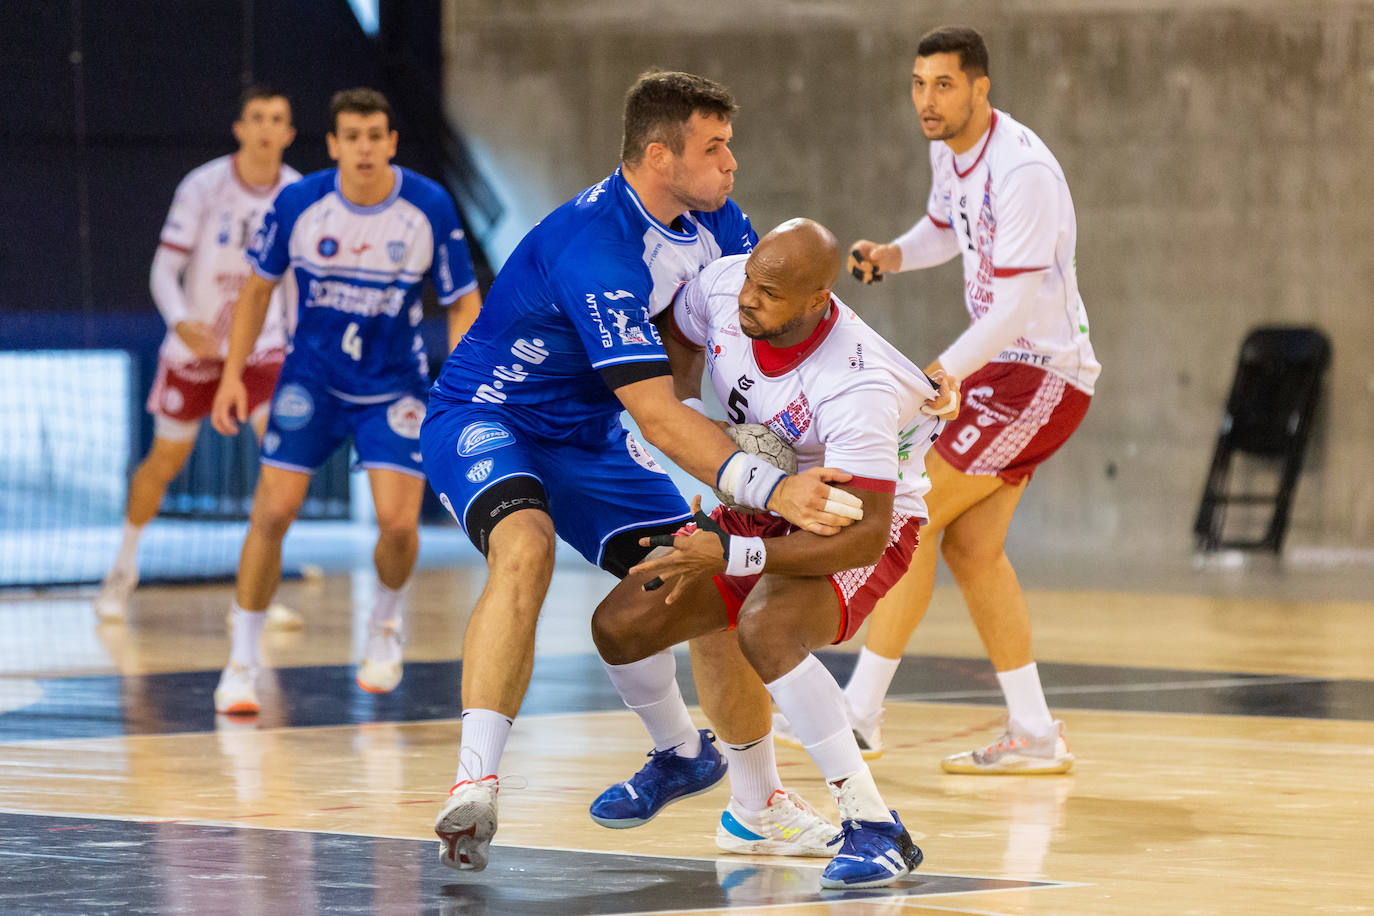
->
xmin=589 ymin=219 xmax=953 ymax=889
xmin=209 ymin=88 xmax=481 ymax=715
xmin=94 ymin=86 xmax=299 ymax=625
xmin=804 ymin=26 xmax=1101 ymax=774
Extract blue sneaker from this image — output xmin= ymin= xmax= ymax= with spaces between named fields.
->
xmin=819 ymin=811 xmax=923 ymax=889
xmin=589 ymin=729 xmax=727 ymax=828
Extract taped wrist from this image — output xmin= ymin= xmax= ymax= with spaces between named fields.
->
xmin=690 ymin=508 xmax=767 ymax=577
xmin=716 ymin=451 xmax=787 ymax=511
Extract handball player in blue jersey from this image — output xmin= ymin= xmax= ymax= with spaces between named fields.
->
xmin=209 ymin=88 xmax=482 ymax=714
xmin=425 ymin=71 xmax=863 ymax=873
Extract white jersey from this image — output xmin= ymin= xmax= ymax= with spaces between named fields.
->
xmin=926 ymin=109 xmax=1100 ymax=393
xmin=156 ymin=154 xmax=300 ymax=365
xmin=672 ymin=255 xmax=944 ymax=521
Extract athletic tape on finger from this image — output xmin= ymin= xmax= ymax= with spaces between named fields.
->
xmin=823 ymin=495 xmax=865 ymax=520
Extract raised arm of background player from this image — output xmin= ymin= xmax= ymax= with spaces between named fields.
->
xmin=849 ymin=164 xmax=1060 ymax=384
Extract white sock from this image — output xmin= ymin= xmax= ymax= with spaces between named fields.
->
xmin=603 ymin=652 xmax=701 ymax=757
xmin=765 ymin=654 xmax=865 ymax=782
xmin=371 ymin=580 xmax=407 ymax=628
xmin=457 ymin=708 xmax=513 ymax=783
xmin=722 ymin=734 xmax=783 ymax=812
xmin=828 ymin=764 xmax=893 ymax=823
xmin=997 ymin=662 xmax=1054 ymax=737
xmin=114 ymin=521 xmax=143 ymax=573
xmin=843 ymin=647 xmax=901 ymax=721
xmin=229 ymin=604 xmax=266 ymax=667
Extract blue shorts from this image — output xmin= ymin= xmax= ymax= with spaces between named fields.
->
xmin=260 ymin=369 xmax=428 ymax=478
xmin=420 ymin=404 xmax=691 ymax=569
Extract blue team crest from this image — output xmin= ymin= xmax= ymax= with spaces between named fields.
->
xmin=273 ymin=384 xmax=314 ymax=431
xmin=457 ymin=421 xmax=514 ymax=457
xmin=465 ymin=458 xmax=494 ymax=483
xmin=387 ymin=240 xmax=406 ymax=263
xmin=317 ymin=236 xmax=339 ymax=258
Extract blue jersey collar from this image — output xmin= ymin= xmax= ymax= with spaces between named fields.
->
xmin=334 ymin=165 xmax=403 ymax=215
xmin=614 ymin=166 xmax=699 ymax=245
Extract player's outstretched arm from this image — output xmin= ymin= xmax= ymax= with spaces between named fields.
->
xmin=616 ymin=375 xmax=862 ymax=534
xmin=446 ymin=288 xmax=482 ymax=353
xmin=211 ymin=273 xmax=275 ymax=435
xmin=633 ymin=487 xmax=893 ymax=603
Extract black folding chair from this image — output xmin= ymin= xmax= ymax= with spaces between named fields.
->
xmin=1193 ymin=326 xmax=1331 ymax=553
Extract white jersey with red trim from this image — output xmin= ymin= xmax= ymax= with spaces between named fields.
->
xmin=673 ymin=255 xmax=944 ymax=521
xmin=926 ymin=109 xmax=1100 ymax=393
xmin=156 ymin=154 xmax=300 ymax=365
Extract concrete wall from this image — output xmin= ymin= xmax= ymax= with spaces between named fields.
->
xmin=442 ymin=0 xmax=1374 ymax=553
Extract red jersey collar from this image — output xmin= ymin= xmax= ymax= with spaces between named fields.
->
xmin=952 ymin=109 xmax=998 ymax=179
xmin=752 ymin=302 xmax=840 ymax=377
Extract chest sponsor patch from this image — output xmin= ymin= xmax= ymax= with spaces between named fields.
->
xmin=625 ymin=433 xmax=666 ymax=474
xmin=457 ymin=420 xmax=514 ymax=457
xmin=766 ymin=393 xmax=812 ymax=443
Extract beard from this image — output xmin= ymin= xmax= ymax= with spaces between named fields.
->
xmin=741 ymin=310 xmax=807 ymax=342
xmin=668 ymin=167 xmax=729 ymax=213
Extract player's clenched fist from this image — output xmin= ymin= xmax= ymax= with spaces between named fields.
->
xmin=846 ymin=240 xmax=903 ymax=285
xmin=211 ymin=374 xmax=249 ymax=436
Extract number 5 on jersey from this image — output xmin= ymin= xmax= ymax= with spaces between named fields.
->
xmin=342 ymin=322 xmax=363 ymax=361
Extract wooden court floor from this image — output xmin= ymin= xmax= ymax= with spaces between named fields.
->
xmin=0 ymin=540 xmax=1371 ymax=915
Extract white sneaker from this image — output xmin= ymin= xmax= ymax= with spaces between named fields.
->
xmin=717 ymin=789 xmax=841 ymax=857
xmin=266 ymin=603 xmax=305 ymax=630
xmin=214 ymin=662 xmax=260 ymax=715
xmin=93 ymin=567 xmax=138 ymax=623
xmin=357 ymin=620 xmax=403 ymax=694
xmin=435 ymin=776 xmax=499 ymax=871
xmin=773 ymin=706 xmax=885 ymax=760
xmin=941 ymin=720 xmax=1074 ymax=775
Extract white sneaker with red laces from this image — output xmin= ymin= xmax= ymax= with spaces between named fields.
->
xmin=435 ymin=776 xmax=499 ymax=871
xmin=941 ymin=720 xmax=1074 ymax=774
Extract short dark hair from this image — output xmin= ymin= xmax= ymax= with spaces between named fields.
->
xmin=917 ymin=26 xmax=990 ymax=79
xmin=330 ymin=87 xmax=393 ymax=133
xmin=620 ymin=70 xmax=738 ymax=167
xmin=238 ymin=83 xmax=291 ymax=119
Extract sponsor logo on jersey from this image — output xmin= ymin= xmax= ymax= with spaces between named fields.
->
xmin=585 ymin=293 xmax=612 ymax=348
xmin=350 ymin=243 xmax=371 ymax=256
xmin=305 ymin=279 xmax=406 ymax=318
xmin=608 ymin=308 xmax=649 ymax=346
xmin=163 ymin=388 xmax=185 ymax=413
xmin=625 ymin=433 xmax=666 ymax=475
xmin=410 ymin=451 xmax=423 ymax=464
xmin=849 ymin=343 xmax=865 ymax=370
xmin=602 ymin=289 xmax=635 ymax=301
xmin=965 ymin=385 xmax=1018 ymax=426
xmin=465 ymin=458 xmax=494 ymax=483
xmin=457 ymin=421 xmax=514 ymax=457
xmin=386 ymin=396 xmax=426 ymax=439
xmin=511 ymin=338 xmax=549 ymax=364
xmin=263 ymin=431 xmax=280 ymax=455
xmin=450 ymin=228 xmax=465 ymax=241
xmin=437 ymin=492 xmax=459 ymax=523
xmin=317 ymin=236 xmax=339 ymax=258
xmin=387 ymin=241 xmax=406 ymax=263
xmin=766 ymin=393 xmax=812 ymax=443
xmin=273 ymin=384 xmax=314 ymax=430
xmin=736 ymin=374 xmax=755 ymax=391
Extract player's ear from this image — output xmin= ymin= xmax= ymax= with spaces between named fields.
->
xmin=326 ymin=131 xmax=340 ymax=161
xmin=232 ymin=120 xmax=244 ymax=145
xmin=973 ymin=74 xmax=991 ymax=105
xmin=643 ymin=140 xmax=671 ymax=174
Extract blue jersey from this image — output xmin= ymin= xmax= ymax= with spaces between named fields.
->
xmin=249 ymin=166 xmax=477 ymax=399
xmin=429 ymin=167 xmax=756 ymax=441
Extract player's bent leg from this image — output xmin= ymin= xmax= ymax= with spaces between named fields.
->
xmin=236 ymin=465 xmax=312 ymax=609
xmin=356 ymin=469 xmax=425 ymax=693
xmin=937 ymin=479 xmax=1073 ymax=774
xmin=460 ymin=505 xmax=557 ymax=717
xmin=588 ymin=573 xmax=733 ymax=829
xmin=95 ymin=434 xmax=198 ymax=623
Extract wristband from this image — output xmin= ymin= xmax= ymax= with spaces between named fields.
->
xmin=724 ymin=535 xmax=767 ymax=577
xmin=716 ymin=451 xmax=787 ymax=511
xmin=682 ymin=397 xmax=709 ymax=416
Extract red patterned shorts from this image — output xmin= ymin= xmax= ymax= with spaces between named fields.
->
xmin=707 ymin=505 xmax=921 ymax=645
xmin=933 ymin=362 xmax=1090 ymax=484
